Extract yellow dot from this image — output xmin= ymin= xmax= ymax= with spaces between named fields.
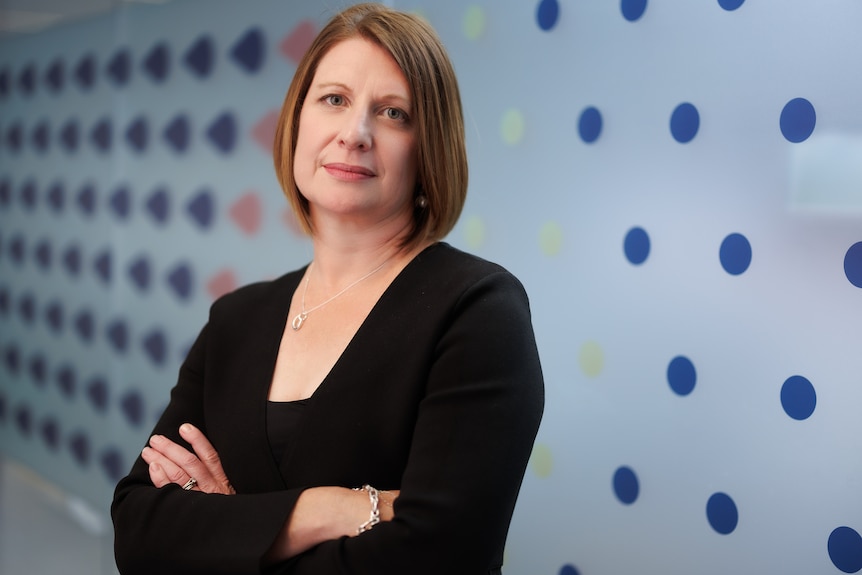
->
xmin=463 ymin=6 xmax=486 ymax=40
xmin=500 ymin=108 xmax=525 ymax=145
xmin=539 ymin=221 xmax=563 ymax=256
xmin=530 ymin=443 xmax=553 ymax=478
xmin=579 ymin=341 xmax=604 ymax=378
xmin=462 ymin=216 xmax=486 ymax=249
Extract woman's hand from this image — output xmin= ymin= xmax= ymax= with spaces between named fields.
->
xmin=141 ymin=423 xmax=235 ymax=495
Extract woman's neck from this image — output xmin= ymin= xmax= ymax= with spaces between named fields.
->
xmin=309 ymin=236 xmax=434 ymax=294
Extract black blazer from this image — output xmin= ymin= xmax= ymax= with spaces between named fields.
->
xmin=112 ymin=243 xmax=544 ymax=575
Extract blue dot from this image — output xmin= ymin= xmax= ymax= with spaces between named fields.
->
xmin=706 ymin=492 xmax=738 ymax=535
xmin=559 ymin=565 xmax=581 ymax=575
xmin=844 ymin=242 xmax=862 ymax=288
xmin=670 ymin=102 xmax=700 ymax=143
xmin=780 ymin=98 xmax=816 ymax=143
xmin=74 ymin=54 xmax=96 ymax=90
xmin=100 ymin=447 xmax=126 ymax=482
xmin=163 ymin=114 xmax=190 ymax=153
xmin=68 ymin=431 xmax=91 ymax=466
xmin=780 ymin=375 xmax=816 ymax=421
xmin=86 ymin=376 xmax=110 ymax=412
xmin=146 ymin=186 xmax=171 ymax=225
xmin=624 ymin=226 xmax=650 ymax=265
xmin=60 ymin=119 xmax=79 ymax=152
xmin=126 ymin=115 xmax=149 ymax=153
xmin=829 ymin=526 xmax=862 ymax=574
xmin=231 ymin=27 xmax=266 ymax=74
xmin=719 ymin=233 xmax=752 ymax=275
xmin=28 ymin=354 xmax=47 ymax=387
xmin=56 ymin=364 xmax=77 ymax=398
xmin=187 ymin=189 xmax=215 ymax=229
xmin=143 ymin=42 xmax=170 ymax=83
xmin=143 ymin=329 xmax=168 ymax=366
xmin=621 ymin=0 xmax=647 ymax=22
xmin=18 ymin=64 xmax=35 ymax=95
xmin=108 ymin=184 xmax=132 ymax=220
xmin=40 ymin=417 xmax=60 ymax=450
xmin=45 ymin=300 xmax=64 ymax=333
xmin=667 ymin=355 xmax=696 ymax=396
xmin=185 ymin=35 xmax=215 ymax=78
xmin=578 ymin=106 xmax=602 ymax=143
xmin=62 ymin=244 xmax=82 ymax=277
xmin=166 ymin=262 xmax=194 ymax=301
xmin=120 ymin=389 xmax=145 ymax=427
xmin=45 ymin=59 xmax=64 ymax=93
xmin=15 ymin=404 xmax=32 ymax=436
xmin=90 ymin=117 xmax=112 ymax=153
xmin=107 ymin=49 xmax=131 ymax=86
xmin=128 ymin=256 xmax=152 ymax=291
xmin=106 ymin=319 xmax=128 ymax=353
xmin=536 ymin=0 xmax=560 ymax=31
xmin=74 ymin=310 xmax=96 ymax=343
xmin=206 ymin=111 xmax=237 ymax=154
xmin=613 ymin=466 xmax=639 ymax=504
xmin=76 ymin=182 xmax=97 ymax=216
xmin=718 ymin=0 xmax=745 ymax=10
xmin=47 ymin=181 xmax=65 ymax=213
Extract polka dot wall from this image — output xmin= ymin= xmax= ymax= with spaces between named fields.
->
xmin=2 ymin=1 xmax=861 ymax=574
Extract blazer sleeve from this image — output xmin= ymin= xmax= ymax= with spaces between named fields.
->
xmin=111 ymin=322 xmax=302 ymax=575
xmin=273 ymin=270 xmax=545 ymax=574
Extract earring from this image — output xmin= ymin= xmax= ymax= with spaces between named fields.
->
xmin=415 ymin=195 xmax=428 ymax=209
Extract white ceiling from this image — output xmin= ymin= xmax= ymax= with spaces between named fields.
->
xmin=0 ymin=0 xmax=171 ymax=37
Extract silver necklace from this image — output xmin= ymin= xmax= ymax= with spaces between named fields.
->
xmin=291 ymin=259 xmax=389 ymax=331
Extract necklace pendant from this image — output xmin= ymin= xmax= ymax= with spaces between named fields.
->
xmin=292 ymin=312 xmax=307 ymax=331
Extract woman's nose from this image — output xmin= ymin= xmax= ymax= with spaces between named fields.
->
xmin=338 ymin=109 xmax=372 ymax=150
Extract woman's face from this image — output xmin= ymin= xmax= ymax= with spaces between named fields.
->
xmin=293 ymin=38 xmax=418 ymax=233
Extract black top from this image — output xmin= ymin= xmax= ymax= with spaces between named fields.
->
xmin=267 ymin=400 xmax=309 ymax=465
xmin=112 ymin=242 xmax=544 ymax=575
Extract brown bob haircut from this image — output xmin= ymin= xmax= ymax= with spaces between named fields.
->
xmin=272 ymin=2 xmax=467 ymax=248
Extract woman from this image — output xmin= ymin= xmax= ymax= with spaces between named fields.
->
xmin=111 ymin=3 xmax=544 ymax=574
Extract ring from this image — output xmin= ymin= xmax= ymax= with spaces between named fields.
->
xmin=182 ymin=477 xmax=197 ymax=491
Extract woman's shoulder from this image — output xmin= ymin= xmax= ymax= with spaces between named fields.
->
xmin=406 ymin=242 xmax=526 ymax=297
xmin=416 ymin=242 xmax=511 ymax=278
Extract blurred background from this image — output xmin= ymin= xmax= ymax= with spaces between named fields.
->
xmin=1 ymin=0 xmax=861 ymax=573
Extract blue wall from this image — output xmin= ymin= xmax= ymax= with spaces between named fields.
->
xmin=1 ymin=1 xmax=861 ymax=573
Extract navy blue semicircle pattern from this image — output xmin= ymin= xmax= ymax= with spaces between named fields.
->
xmin=231 ymin=28 xmax=265 ymax=73
xmin=45 ymin=59 xmax=65 ymax=92
xmin=184 ymin=35 xmax=215 ymax=78
xmin=106 ymin=48 xmax=132 ymax=86
xmin=143 ymin=42 xmax=171 ymax=83
xmin=206 ymin=111 xmax=238 ymax=154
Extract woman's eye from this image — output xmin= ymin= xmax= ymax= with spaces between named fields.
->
xmin=324 ymin=95 xmax=344 ymax=106
xmin=385 ymin=108 xmax=407 ymax=121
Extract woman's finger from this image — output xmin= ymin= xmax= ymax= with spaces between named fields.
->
xmin=142 ymin=446 xmax=198 ymax=489
xmin=179 ymin=423 xmax=235 ymax=494
xmin=147 ymin=462 xmax=172 ymax=488
xmin=146 ymin=435 xmax=213 ymax=488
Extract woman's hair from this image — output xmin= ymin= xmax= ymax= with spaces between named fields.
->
xmin=272 ymin=2 xmax=467 ymax=247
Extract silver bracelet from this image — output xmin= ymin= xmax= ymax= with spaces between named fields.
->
xmin=355 ymin=484 xmax=381 ymax=534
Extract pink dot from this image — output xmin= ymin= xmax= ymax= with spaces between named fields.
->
xmin=229 ymin=191 xmax=262 ymax=235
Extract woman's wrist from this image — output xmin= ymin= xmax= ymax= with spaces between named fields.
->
xmin=354 ymin=485 xmax=381 ymax=534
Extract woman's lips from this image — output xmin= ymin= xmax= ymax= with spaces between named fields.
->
xmin=324 ymin=163 xmax=375 ymax=180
